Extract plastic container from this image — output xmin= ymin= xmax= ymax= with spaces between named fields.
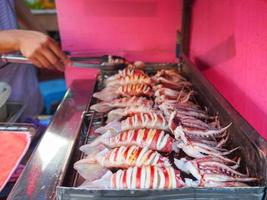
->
xmin=39 ymin=79 xmax=66 ymax=114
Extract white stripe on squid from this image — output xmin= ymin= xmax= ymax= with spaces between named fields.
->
xmin=158 ymin=167 xmax=165 ymax=189
xmin=126 ymin=167 xmax=133 ymax=189
xmin=126 ymin=146 xmax=136 ymax=164
xmin=152 ymin=153 xmax=160 ymax=165
xmin=142 ymin=149 xmax=153 ymax=165
xmin=116 ymin=170 xmax=123 ymax=189
xmin=141 ymin=166 xmax=147 ymax=188
xmin=117 ymin=146 xmax=127 ymax=165
xmin=136 ymin=147 xmax=148 ymax=166
xmin=127 ymin=130 xmax=134 ymax=142
xmin=156 ymin=131 xmax=165 ymax=151
xmin=151 ymin=114 xmax=157 ymax=127
xmin=120 ymin=170 xmax=126 ymax=189
xmin=158 ymin=134 xmax=169 ymax=151
xmin=131 ymin=166 xmax=137 ymax=189
xmin=167 ymin=167 xmax=175 ymax=189
xmin=153 ymin=167 xmax=159 ymax=189
xmin=136 ymin=129 xmax=145 ymax=146
xmin=121 ymin=131 xmax=128 ymax=142
xmin=145 ymin=166 xmax=151 ymax=189
xmin=145 ymin=129 xmax=156 ymax=147
xmin=109 ymin=148 xmax=117 ymax=165
xmin=145 ymin=150 xmax=157 ymax=165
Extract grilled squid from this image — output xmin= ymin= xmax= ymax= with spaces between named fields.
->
xmin=80 ymin=129 xmax=175 ymax=153
xmin=74 ymin=146 xmax=171 ymax=180
xmin=90 ymin=96 xmax=153 ymax=113
xmin=105 ymin=72 xmax=151 ymax=87
xmin=173 ymin=127 xmax=239 ymax=163
xmin=152 ymin=69 xmax=191 ymax=90
xmin=95 ymin=113 xmax=169 ymax=134
xmin=93 ymin=84 xmax=153 ymax=101
xmin=80 ymin=166 xmax=185 ymax=189
xmin=175 ymin=157 xmax=257 ymax=187
xmin=106 ymin=105 xmax=161 ymax=123
xmin=105 ymin=68 xmax=147 ymax=86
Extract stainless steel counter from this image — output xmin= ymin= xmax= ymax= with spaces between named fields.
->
xmin=7 ymin=79 xmax=96 ymax=200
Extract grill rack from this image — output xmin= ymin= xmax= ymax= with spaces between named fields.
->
xmin=57 ymin=58 xmax=267 ymax=200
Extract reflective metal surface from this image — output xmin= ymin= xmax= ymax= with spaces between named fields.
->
xmin=1 ymin=54 xmax=31 ymax=64
xmin=7 ymin=79 xmax=96 ymax=200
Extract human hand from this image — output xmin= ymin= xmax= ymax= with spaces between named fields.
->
xmin=17 ymin=30 xmax=69 ymax=71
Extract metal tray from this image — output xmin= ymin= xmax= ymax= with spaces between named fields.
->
xmin=0 ymin=123 xmax=37 ymax=138
xmin=56 ymin=113 xmax=266 ymax=200
xmin=0 ymin=123 xmax=37 ymax=198
xmin=5 ymin=102 xmax=25 ymax=123
xmin=57 ymin=187 xmax=266 ymax=200
xmin=56 ymin=57 xmax=267 ymax=200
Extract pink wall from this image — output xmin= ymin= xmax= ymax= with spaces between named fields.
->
xmin=189 ymin=0 xmax=267 ymax=140
xmin=56 ymin=0 xmax=180 ymax=62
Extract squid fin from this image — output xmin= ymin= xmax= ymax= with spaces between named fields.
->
xmin=106 ymin=108 xmax=125 ymax=123
xmin=93 ymin=87 xmax=118 ymax=101
xmin=90 ymin=102 xmax=111 ymax=113
xmin=80 ymin=143 xmax=106 ymax=155
xmin=74 ymin=159 xmax=108 ymax=181
xmin=80 ymin=129 xmax=118 ymax=151
xmin=79 ymin=171 xmax=112 ymax=189
xmin=95 ymin=121 xmax=121 ymax=134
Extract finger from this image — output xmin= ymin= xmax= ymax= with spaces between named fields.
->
xmin=47 ymin=39 xmax=69 ymax=64
xmin=29 ymin=57 xmax=43 ymax=68
xmin=41 ymin=48 xmax=65 ymax=72
xmin=35 ymin=53 xmax=53 ymax=70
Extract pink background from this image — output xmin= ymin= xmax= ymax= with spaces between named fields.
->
xmin=56 ymin=0 xmax=180 ymax=62
xmin=188 ymin=0 xmax=267 ymax=140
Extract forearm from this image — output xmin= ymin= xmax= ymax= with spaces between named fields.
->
xmin=0 ymin=30 xmax=20 ymax=53
xmin=15 ymin=0 xmax=44 ymax=32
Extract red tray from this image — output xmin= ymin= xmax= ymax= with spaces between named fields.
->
xmin=0 ymin=131 xmax=31 ymax=192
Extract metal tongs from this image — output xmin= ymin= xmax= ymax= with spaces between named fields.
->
xmin=0 ymin=53 xmax=127 ymax=70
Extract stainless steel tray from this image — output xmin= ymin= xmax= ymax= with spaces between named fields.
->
xmin=7 ymin=57 xmax=267 ymax=200
xmin=56 ymin=57 xmax=267 ymax=199
xmin=5 ymin=102 xmax=26 ymax=123
xmin=56 ymin=187 xmax=266 ymax=200
xmin=0 ymin=123 xmax=37 ymax=138
xmin=0 ymin=123 xmax=38 ymax=199
xmin=56 ymin=112 xmax=267 ymax=200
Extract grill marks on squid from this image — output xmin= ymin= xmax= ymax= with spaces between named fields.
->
xmin=99 ymin=146 xmax=170 ymax=169
xmin=121 ymin=113 xmax=169 ymax=132
xmin=118 ymin=84 xmax=153 ymax=97
xmin=111 ymin=166 xmax=184 ymax=189
xmin=108 ymin=129 xmax=174 ymax=153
